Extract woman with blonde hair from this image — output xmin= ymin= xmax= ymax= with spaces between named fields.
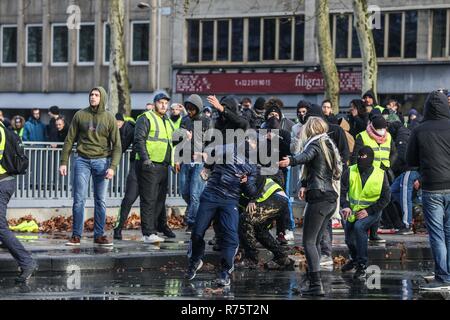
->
xmin=279 ymin=116 xmax=342 ymax=296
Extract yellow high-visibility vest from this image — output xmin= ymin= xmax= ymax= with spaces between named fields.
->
xmin=357 ymin=130 xmax=392 ymax=168
xmin=348 ymin=164 xmax=384 ymax=212
xmin=135 ymin=111 xmax=174 ymax=165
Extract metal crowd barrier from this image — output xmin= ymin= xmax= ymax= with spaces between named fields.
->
xmin=9 ymin=142 xmax=300 ymax=208
xmin=10 ymin=142 xmax=184 ymax=208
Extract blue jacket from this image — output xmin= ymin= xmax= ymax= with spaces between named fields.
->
xmin=23 ymin=117 xmax=46 ymax=142
xmin=204 ymin=143 xmax=258 ymax=201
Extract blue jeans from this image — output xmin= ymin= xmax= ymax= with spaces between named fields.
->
xmin=422 ymin=191 xmax=450 ymax=283
xmin=72 ymin=156 xmax=110 ymax=239
xmin=344 ymin=211 xmax=382 ymax=266
xmin=0 ymin=178 xmax=34 ymax=269
xmin=391 ymin=171 xmax=421 ymax=228
xmin=188 ymin=190 xmax=240 ymax=274
xmin=179 ymin=163 xmax=206 ymax=226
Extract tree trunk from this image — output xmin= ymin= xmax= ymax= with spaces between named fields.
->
xmin=353 ymin=0 xmax=378 ymax=98
xmin=108 ymin=0 xmax=131 ymax=116
xmin=316 ymin=0 xmax=340 ymax=114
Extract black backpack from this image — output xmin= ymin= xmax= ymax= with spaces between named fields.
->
xmin=0 ymin=123 xmax=29 ymax=175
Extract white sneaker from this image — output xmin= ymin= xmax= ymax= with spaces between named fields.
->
xmin=143 ymin=234 xmax=165 ymax=243
xmin=284 ymin=230 xmax=295 ymax=241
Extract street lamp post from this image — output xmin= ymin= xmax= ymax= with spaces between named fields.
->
xmin=138 ymin=1 xmax=160 ymax=91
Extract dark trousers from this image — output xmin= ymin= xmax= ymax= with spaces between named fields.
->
xmin=188 ymin=190 xmax=240 ymax=274
xmin=344 ymin=211 xmax=382 ymax=266
xmin=302 ymin=200 xmax=337 ymax=272
xmin=0 ymin=178 xmax=34 ymax=269
xmin=320 ymin=220 xmax=333 ymax=257
xmin=239 ymin=193 xmax=288 ymax=260
xmin=136 ymin=161 xmax=168 ymax=236
xmin=115 ymin=161 xmax=139 ymax=230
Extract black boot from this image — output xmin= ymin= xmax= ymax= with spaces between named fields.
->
xmin=301 ymin=271 xmax=325 ymax=296
xmin=113 ymin=228 xmax=122 ymax=240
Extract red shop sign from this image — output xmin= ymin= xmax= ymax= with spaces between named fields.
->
xmin=176 ymin=71 xmax=362 ymax=94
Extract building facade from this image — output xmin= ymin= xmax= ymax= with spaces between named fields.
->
xmin=0 ymin=0 xmax=449 ymax=119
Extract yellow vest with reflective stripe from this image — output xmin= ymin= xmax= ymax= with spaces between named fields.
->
xmin=357 ymin=130 xmax=392 ymax=168
xmin=169 ymin=117 xmax=182 ymax=130
xmin=124 ymin=116 xmax=136 ymax=124
xmin=242 ymin=178 xmax=283 ymax=203
xmin=348 ymin=164 xmax=384 ymax=212
xmin=15 ymin=128 xmax=24 ymax=138
xmin=0 ymin=126 xmax=7 ymax=174
xmin=373 ymin=105 xmax=385 ymax=113
xmin=135 ymin=111 xmax=174 ymax=165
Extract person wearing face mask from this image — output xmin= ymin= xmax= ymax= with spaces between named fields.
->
xmin=340 ymin=146 xmax=391 ymax=279
xmin=291 ymin=100 xmax=311 ymax=154
xmin=263 ymin=104 xmax=293 ymax=244
xmin=351 ymin=116 xmax=396 ymax=243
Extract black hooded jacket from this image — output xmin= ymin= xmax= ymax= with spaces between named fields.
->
xmin=362 ymin=90 xmax=378 ymax=106
xmin=407 ymin=91 xmax=450 ymax=191
xmin=214 ymin=96 xmax=249 ymax=135
xmin=388 ymin=121 xmax=414 ymax=176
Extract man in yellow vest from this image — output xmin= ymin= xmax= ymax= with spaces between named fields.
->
xmin=168 ymin=103 xmax=184 ymax=130
xmin=134 ymin=93 xmax=175 ymax=244
xmin=0 ymin=121 xmax=38 ymax=282
xmin=362 ymin=90 xmax=384 ymax=114
xmin=340 ymin=147 xmax=390 ymax=279
xmin=238 ymin=172 xmax=293 ymax=269
xmin=351 ymin=115 xmax=396 ymax=243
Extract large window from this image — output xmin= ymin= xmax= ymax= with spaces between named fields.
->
xmin=231 ymin=19 xmax=243 ymax=61
xmin=248 ymin=18 xmax=261 ymax=61
xmin=187 ymin=20 xmax=199 ymax=62
xmin=263 ymin=18 xmax=276 ymax=60
xmin=294 ymin=16 xmax=305 ymax=61
xmin=1 ymin=25 xmax=17 ymax=65
xmin=52 ymin=24 xmax=68 ymax=65
xmin=104 ymin=23 xmax=110 ymax=64
xmin=279 ymin=17 xmax=292 ymax=60
xmin=432 ymin=9 xmax=448 ymax=58
xmin=331 ymin=11 xmax=418 ymax=59
xmin=131 ymin=22 xmax=149 ymax=64
xmin=186 ymin=16 xmax=305 ymax=63
xmin=201 ymin=20 xmax=213 ymax=61
xmin=217 ymin=20 xmax=229 ymax=61
xmin=26 ymin=24 xmax=42 ymax=65
xmin=78 ymin=23 xmax=95 ymax=64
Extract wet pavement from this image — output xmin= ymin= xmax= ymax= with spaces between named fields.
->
xmin=1 ymin=228 xmax=446 ymax=300
xmin=0 ymin=261 xmax=448 ymax=300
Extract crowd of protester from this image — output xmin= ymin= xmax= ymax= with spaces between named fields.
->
xmin=2 ymin=87 xmax=450 ymax=293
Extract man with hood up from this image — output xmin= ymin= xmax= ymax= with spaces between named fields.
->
xmin=291 ymin=100 xmax=311 ymax=154
xmin=174 ymin=94 xmax=210 ymax=232
xmin=362 ymin=90 xmax=384 ymax=114
xmin=407 ymin=90 xmax=450 ymax=291
xmin=60 ymin=87 xmax=121 ymax=246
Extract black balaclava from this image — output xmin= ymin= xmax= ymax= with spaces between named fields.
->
xmin=357 ymin=146 xmax=375 ymax=173
xmin=266 ymin=116 xmax=280 ymax=129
